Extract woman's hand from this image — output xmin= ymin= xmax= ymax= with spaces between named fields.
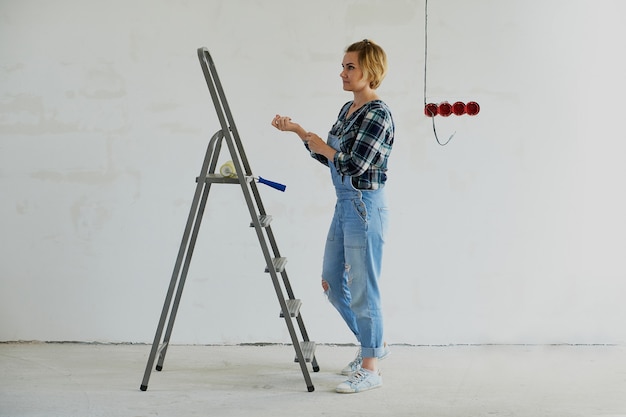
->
xmin=272 ymin=114 xmax=299 ymax=133
xmin=271 ymin=114 xmax=309 ymax=141
xmin=305 ymin=132 xmax=337 ymax=161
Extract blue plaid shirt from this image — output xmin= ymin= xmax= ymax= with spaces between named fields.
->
xmin=309 ymin=100 xmax=394 ymax=190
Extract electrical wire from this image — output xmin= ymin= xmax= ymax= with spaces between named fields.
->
xmin=424 ymin=0 xmax=456 ymax=146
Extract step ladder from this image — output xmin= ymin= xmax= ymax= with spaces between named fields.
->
xmin=139 ymin=47 xmax=319 ymax=393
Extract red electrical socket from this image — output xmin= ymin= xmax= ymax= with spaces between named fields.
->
xmin=452 ymin=101 xmax=466 ymax=116
xmin=438 ymin=102 xmax=452 ymax=117
xmin=466 ymin=101 xmax=480 ymax=116
xmin=424 ymin=103 xmax=438 ymax=117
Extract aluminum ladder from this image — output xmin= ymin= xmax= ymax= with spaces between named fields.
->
xmin=139 ymin=47 xmax=319 ymax=393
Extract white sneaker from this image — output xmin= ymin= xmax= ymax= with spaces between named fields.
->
xmin=336 ymin=367 xmax=383 ymax=393
xmin=340 ymin=343 xmax=391 ymax=376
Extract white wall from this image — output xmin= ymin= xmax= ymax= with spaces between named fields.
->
xmin=1 ymin=0 xmax=625 ymax=345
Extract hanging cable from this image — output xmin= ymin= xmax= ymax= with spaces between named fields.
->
xmin=424 ymin=0 xmax=455 ymax=146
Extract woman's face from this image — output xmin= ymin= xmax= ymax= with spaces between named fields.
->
xmin=340 ymin=51 xmax=369 ymax=92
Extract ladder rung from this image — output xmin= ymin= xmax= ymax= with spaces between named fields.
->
xmin=279 ymin=299 xmax=302 ymax=318
xmin=250 ymin=215 xmax=272 ymax=228
xmin=265 ymin=257 xmax=287 ymax=273
xmin=195 ymin=174 xmax=239 ymax=184
xmin=294 ymin=341 xmax=316 ymax=363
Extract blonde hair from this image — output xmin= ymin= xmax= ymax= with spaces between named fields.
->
xmin=345 ymin=39 xmax=388 ymax=90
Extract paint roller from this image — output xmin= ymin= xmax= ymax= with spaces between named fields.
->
xmin=252 ymin=176 xmax=287 ymax=192
xmin=219 ymin=160 xmax=286 ymax=192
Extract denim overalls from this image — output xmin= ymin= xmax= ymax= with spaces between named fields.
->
xmin=322 ymin=113 xmax=389 ymax=360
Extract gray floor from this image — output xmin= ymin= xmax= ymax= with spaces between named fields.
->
xmin=1 ymin=342 xmax=625 ymax=417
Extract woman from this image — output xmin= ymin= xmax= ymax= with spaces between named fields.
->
xmin=271 ymin=39 xmax=394 ymax=394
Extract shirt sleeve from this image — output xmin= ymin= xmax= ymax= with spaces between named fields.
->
xmin=306 ymin=142 xmax=330 ymax=166
xmin=334 ymin=107 xmax=390 ymax=177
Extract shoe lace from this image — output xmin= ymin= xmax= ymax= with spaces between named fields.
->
xmin=347 ymin=368 xmax=369 ymax=385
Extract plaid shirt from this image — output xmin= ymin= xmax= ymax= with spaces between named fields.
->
xmin=309 ymin=100 xmax=394 ymax=190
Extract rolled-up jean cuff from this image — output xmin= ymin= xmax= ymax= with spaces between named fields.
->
xmin=361 ymin=346 xmax=385 ymax=359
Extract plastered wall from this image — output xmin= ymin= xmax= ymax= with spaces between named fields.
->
xmin=1 ymin=0 xmax=625 ymax=345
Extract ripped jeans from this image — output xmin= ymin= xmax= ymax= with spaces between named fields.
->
xmin=322 ymin=173 xmax=388 ymax=359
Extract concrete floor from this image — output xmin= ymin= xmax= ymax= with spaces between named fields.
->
xmin=1 ymin=342 xmax=625 ymax=417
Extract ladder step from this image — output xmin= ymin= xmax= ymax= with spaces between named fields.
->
xmin=195 ymin=174 xmax=239 ymax=184
xmin=250 ymin=215 xmax=272 ymax=228
xmin=265 ymin=257 xmax=287 ymax=273
xmin=294 ymin=341 xmax=316 ymax=363
xmin=279 ymin=299 xmax=302 ymax=318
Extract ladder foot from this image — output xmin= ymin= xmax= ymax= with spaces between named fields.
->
xmin=156 ymin=365 xmax=163 ymax=371
xmin=313 ymin=365 xmax=320 ymax=372
xmin=307 ymin=385 xmax=315 ymax=392
xmin=140 ymin=385 xmax=148 ymax=391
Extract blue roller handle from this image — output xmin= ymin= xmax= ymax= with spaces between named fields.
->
xmin=258 ymin=176 xmax=286 ymax=192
